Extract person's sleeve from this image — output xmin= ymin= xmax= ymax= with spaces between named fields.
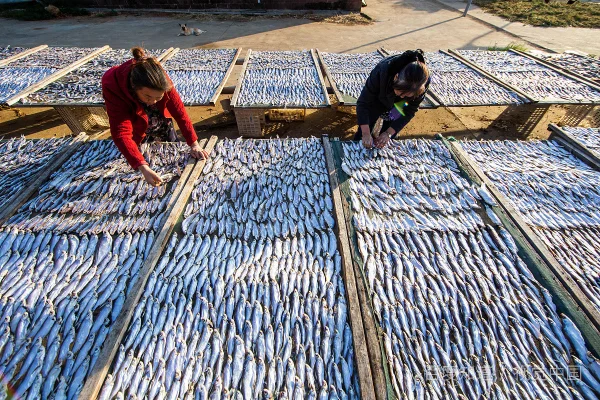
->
xmin=356 ymin=64 xmax=382 ymax=127
xmin=102 ymin=80 xmax=147 ymax=170
xmin=165 ymin=85 xmax=198 ymax=146
xmin=389 ymin=77 xmax=430 ymax=134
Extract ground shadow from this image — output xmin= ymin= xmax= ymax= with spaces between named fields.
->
xmin=0 ymin=108 xmax=67 ymax=139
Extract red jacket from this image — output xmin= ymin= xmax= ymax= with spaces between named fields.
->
xmin=102 ymin=59 xmax=198 ymax=169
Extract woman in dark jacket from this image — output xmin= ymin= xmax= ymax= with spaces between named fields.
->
xmin=356 ymin=49 xmax=430 ymax=149
xmin=102 ymin=47 xmax=207 ymax=186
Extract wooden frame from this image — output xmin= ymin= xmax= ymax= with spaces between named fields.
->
xmin=0 ymin=133 xmax=89 ymax=225
xmin=311 ymin=48 xmax=331 ymax=107
xmin=0 ymin=45 xmax=47 ymax=67
xmin=316 ymin=48 xmax=344 ymax=105
xmin=445 ymin=138 xmax=600 ymax=352
xmin=548 ymin=123 xmax=600 ymax=169
xmin=230 ymin=49 xmax=251 ymax=108
xmin=322 ymin=136 xmax=377 ymax=400
xmin=157 ymin=47 xmax=176 ymax=62
xmin=4 ymin=45 xmax=111 ymax=106
xmin=78 ymin=136 xmax=218 ymax=400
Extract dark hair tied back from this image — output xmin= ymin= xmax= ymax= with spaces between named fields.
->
xmin=393 ymin=54 xmax=429 ymax=97
xmin=129 ymin=47 xmax=172 ymax=93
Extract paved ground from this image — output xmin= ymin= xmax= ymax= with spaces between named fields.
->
xmin=437 ymin=0 xmax=600 ymax=54
xmin=0 ymin=0 xmax=529 ymax=51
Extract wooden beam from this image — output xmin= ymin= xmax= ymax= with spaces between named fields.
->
xmin=446 ymin=139 xmax=600 ymax=346
xmin=78 ymin=136 xmax=218 ymax=400
xmin=0 ymin=133 xmax=89 ymax=225
xmin=5 ymin=45 xmax=111 ymax=106
xmin=0 ymin=45 xmax=48 ymax=67
xmin=316 ymin=49 xmax=344 ymax=105
xmin=157 ymin=47 xmax=176 ymax=62
xmin=209 ymin=48 xmax=242 ymax=106
xmin=230 ymin=49 xmax=251 ymax=108
xmin=548 ymin=124 xmax=600 ymax=169
xmin=447 ymin=49 xmax=538 ymax=103
xmin=311 ymin=49 xmax=331 ymax=107
xmin=322 ymin=136 xmax=377 ymax=400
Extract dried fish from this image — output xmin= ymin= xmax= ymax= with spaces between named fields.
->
xmin=562 ymin=126 xmax=600 ymax=153
xmin=321 ymin=52 xmax=384 ymax=100
xmin=236 ymin=50 xmax=327 ymax=107
xmin=0 ymin=46 xmax=26 ymax=61
xmin=458 ymin=50 xmax=600 ymax=102
xmin=343 ymin=139 xmax=600 ymax=399
xmin=100 ymin=138 xmax=361 ymax=399
xmin=533 ymin=51 xmax=600 ymax=83
xmin=0 ymin=67 xmax=56 ymax=103
xmin=8 ymin=47 xmax=99 ymax=69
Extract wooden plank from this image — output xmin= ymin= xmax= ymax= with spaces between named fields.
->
xmin=447 ymin=49 xmax=538 ymax=103
xmin=311 ymin=48 xmax=331 ymax=107
xmin=322 ymin=135 xmax=377 ymax=400
xmin=230 ymin=49 xmax=251 ymax=108
xmin=548 ymin=123 xmax=600 ymax=169
xmin=5 ymin=45 xmax=111 ymax=106
xmin=78 ymin=136 xmax=218 ymax=400
xmin=0 ymin=45 xmax=48 ymax=67
xmin=513 ymin=49 xmax=600 ymax=93
xmin=0 ymin=133 xmax=89 ymax=225
xmin=446 ymin=139 xmax=600 ymax=346
xmin=157 ymin=47 xmax=176 ymax=62
xmin=209 ymin=47 xmax=242 ymax=106
xmin=377 ymin=48 xmax=388 ymax=58
xmin=316 ymin=49 xmax=344 ymax=105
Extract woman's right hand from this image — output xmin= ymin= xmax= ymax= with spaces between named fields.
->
xmin=361 ymin=126 xmax=373 ymax=149
xmin=139 ymin=164 xmax=163 ymax=186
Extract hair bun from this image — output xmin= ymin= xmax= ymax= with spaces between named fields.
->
xmin=131 ymin=47 xmax=146 ymax=61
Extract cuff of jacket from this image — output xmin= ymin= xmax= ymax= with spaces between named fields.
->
xmin=130 ymin=160 xmax=148 ymax=170
xmin=185 ymin=134 xmax=198 ymax=147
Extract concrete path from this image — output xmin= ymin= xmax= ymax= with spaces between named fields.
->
xmin=436 ymin=0 xmax=600 ymax=54
xmin=0 ymin=0 xmax=529 ymax=52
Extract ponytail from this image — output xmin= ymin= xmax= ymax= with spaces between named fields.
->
xmin=129 ymin=47 xmax=172 ymax=92
xmin=393 ymin=51 xmax=430 ymax=97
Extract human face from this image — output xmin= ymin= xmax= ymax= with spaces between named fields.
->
xmin=136 ymin=87 xmax=165 ymax=106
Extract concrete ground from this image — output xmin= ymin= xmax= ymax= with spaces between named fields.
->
xmin=0 ymin=0 xmax=598 ymax=140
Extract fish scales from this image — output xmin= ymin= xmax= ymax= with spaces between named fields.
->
xmin=342 ymin=139 xmax=600 ymax=399
xmin=0 ymin=141 xmax=190 ymax=398
xmin=463 ymin=139 xmax=600 ymax=315
xmin=99 ymin=138 xmax=361 ymax=399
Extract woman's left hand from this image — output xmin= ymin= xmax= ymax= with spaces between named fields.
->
xmin=190 ymin=141 xmax=209 ymax=160
xmin=374 ymin=131 xmax=391 ymax=148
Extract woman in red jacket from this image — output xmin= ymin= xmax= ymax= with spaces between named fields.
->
xmin=102 ymin=47 xmax=207 ymax=186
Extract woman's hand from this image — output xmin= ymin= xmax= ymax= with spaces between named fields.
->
xmin=190 ymin=141 xmax=208 ymax=160
xmin=139 ymin=164 xmax=163 ymax=186
xmin=374 ymin=131 xmax=391 ymax=148
xmin=361 ymin=125 xmax=373 ymax=149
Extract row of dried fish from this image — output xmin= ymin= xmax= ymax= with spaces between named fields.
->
xmin=0 ymin=46 xmax=26 ymax=61
xmin=457 ymin=50 xmax=600 ymax=102
xmin=320 ymin=51 xmax=384 ymax=74
xmin=533 ymin=52 xmax=600 ymax=83
xmin=0 ymin=135 xmax=80 ymax=213
xmin=342 ymin=139 xmax=600 ymax=400
xmin=7 ymin=47 xmax=98 ymax=69
xmin=3 ymin=141 xmax=189 ymax=235
xmin=0 ymin=67 xmax=56 ymax=104
xmin=247 ymin=51 xmax=315 ymax=70
xmin=163 ymin=49 xmax=237 ymax=71
xmin=168 ymin=70 xmax=226 ymax=105
xmin=100 ymin=138 xmax=360 ymax=399
xmin=562 ymin=126 xmax=600 ymax=153
xmin=462 ymin=140 xmax=600 ymax=313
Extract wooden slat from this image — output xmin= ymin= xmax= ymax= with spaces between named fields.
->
xmin=322 ymin=136 xmax=377 ymax=400
xmin=5 ymin=45 xmax=111 ymax=106
xmin=156 ymin=47 xmax=176 ymax=62
xmin=230 ymin=49 xmax=251 ymax=108
xmin=316 ymin=49 xmax=344 ymax=105
xmin=513 ymin=49 xmax=600 ymax=94
xmin=78 ymin=136 xmax=218 ymax=400
xmin=548 ymin=124 xmax=600 ymax=169
xmin=311 ymin=48 xmax=331 ymax=107
xmin=0 ymin=133 xmax=89 ymax=225
xmin=210 ymin=47 xmax=242 ymax=106
xmin=446 ymin=139 xmax=600 ymax=346
xmin=0 ymin=45 xmax=48 ymax=67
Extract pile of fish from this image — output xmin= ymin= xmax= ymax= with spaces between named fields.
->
xmin=0 ymin=66 xmax=56 ymax=104
xmin=236 ymin=51 xmax=327 ymax=107
xmin=0 ymin=135 xmax=80 ymax=212
xmin=0 ymin=140 xmax=190 ymax=400
xmin=425 ymin=51 xmax=524 ymax=106
xmin=99 ymin=138 xmax=361 ymax=400
xmin=534 ymin=52 xmax=600 ymax=84
xmin=5 ymin=140 xmax=189 ymax=235
xmin=562 ymin=126 xmax=600 ymax=153
xmin=164 ymin=49 xmax=237 ymax=105
xmin=457 ymin=50 xmax=600 ymax=102
xmin=8 ymin=47 xmax=98 ymax=69
xmin=462 ymin=140 xmax=600 ymax=314
xmin=342 ymin=139 xmax=600 ymax=399
xmin=321 ymin=52 xmax=384 ymax=101
xmin=23 ymin=49 xmax=165 ymax=105
xmin=0 ymin=46 xmax=26 ymax=61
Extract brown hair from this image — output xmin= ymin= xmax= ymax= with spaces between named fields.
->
xmin=129 ymin=47 xmax=172 ymax=92
xmin=393 ymin=61 xmax=430 ymax=98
